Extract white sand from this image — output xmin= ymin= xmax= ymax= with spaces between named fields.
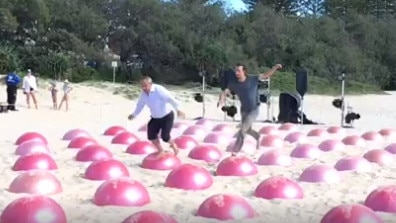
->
xmin=1 ymin=81 xmax=396 ymax=222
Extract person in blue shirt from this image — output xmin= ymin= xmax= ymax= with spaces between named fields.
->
xmin=5 ymin=71 xmax=21 ymax=111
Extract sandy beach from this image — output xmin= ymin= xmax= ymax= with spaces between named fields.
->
xmin=1 ymin=80 xmax=396 ymax=223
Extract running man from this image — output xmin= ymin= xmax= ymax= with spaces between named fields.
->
xmin=128 ymin=76 xmax=185 ymax=156
xmin=218 ymin=63 xmax=282 ymax=156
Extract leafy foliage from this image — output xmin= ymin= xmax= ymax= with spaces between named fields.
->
xmin=0 ymin=0 xmax=394 ymax=92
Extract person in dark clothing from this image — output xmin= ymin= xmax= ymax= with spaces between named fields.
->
xmin=218 ymin=63 xmax=282 ymax=156
xmin=5 ymin=71 xmax=21 ymax=111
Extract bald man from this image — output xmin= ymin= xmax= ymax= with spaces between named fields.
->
xmin=128 ymin=76 xmax=185 ymax=156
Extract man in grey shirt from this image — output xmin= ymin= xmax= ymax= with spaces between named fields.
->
xmin=218 ymin=63 xmax=282 ymax=156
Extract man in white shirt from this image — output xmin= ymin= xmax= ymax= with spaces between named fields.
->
xmin=22 ymin=69 xmax=38 ymax=109
xmin=128 ymin=76 xmax=185 ymax=156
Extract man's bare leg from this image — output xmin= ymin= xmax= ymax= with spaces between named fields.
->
xmin=150 ymin=139 xmax=166 ymax=157
xmin=169 ymin=140 xmax=179 ymax=155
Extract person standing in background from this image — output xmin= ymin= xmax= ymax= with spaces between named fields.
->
xmin=5 ymin=71 xmax=21 ymax=111
xmin=22 ymin=69 xmax=38 ymax=109
xmin=49 ymin=81 xmax=58 ymax=109
xmin=58 ymin=79 xmax=72 ymax=111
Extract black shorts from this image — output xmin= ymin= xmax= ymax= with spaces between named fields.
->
xmin=147 ymin=112 xmax=175 ymax=142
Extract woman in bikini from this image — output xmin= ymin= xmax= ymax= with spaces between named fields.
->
xmin=58 ymin=79 xmax=72 ymax=111
xmin=49 ymin=81 xmax=58 ymax=109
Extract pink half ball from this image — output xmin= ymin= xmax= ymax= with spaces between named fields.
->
xmin=290 ymin=144 xmax=322 ymax=159
xmin=299 ymin=164 xmax=341 ymax=183
xmin=334 ymin=156 xmax=372 ymax=172
xmin=257 ymin=150 xmax=293 ymax=166
xmin=284 ymin=132 xmax=307 ymax=144
xmin=318 ymin=139 xmax=344 ymax=152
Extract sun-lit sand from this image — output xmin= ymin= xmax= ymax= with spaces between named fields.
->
xmin=1 ymin=79 xmax=396 ymax=222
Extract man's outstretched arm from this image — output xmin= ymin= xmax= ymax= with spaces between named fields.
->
xmin=129 ymin=94 xmax=145 ymax=119
xmin=259 ymin=64 xmax=283 ymax=79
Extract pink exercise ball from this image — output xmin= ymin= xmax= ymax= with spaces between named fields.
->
xmin=196 ymin=194 xmax=256 ymax=220
xmin=15 ymin=132 xmax=47 ymax=145
xmin=384 ymin=143 xmax=396 ymax=154
xmin=334 ymin=156 xmax=372 ymax=172
xmin=260 ymin=135 xmax=284 ymax=148
xmin=75 ymin=144 xmax=113 ymax=162
xmin=62 ymin=128 xmax=90 ymax=141
xmin=257 ymin=149 xmax=293 ymax=166
xmin=195 ymin=118 xmax=214 ymax=129
xmin=103 ymin=125 xmax=126 ymax=136
xmin=67 ymin=137 xmax=97 ymax=149
xmin=320 ymin=204 xmax=383 ymax=223
xmin=111 ymin=132 xmax=139 ymax=145
xmin=326 ymin=126 xmax=345 ymax=135
xmin=299 ymin=164 xmax=340 ymax=183
xmin=342 ymin=135 xmax=366 ymax=147
xmin=364 ymin=185 xmax=396 ymax=213
xmin=173 ymin=121 xmax=189 ymax=130
xmin=15 ymin=140 xmax=50 ymax=156
xmin=93 ymin=178 xmax=150 ymax=206
xmin=279 ymin=123 xmax=297 ymax=131
xmin=379 ymin=128 xmax=396 ymax=138
xmin=141 ymin=152 xmax=181 ymax=170
xmin=226 ymin=140 xmax=256 ymax=154
xmin=203 ymin=132 xmax=231 ymax=145
xmin=363 ymin=149 xmax=394 ymax=166
xmin=0 ymin=195 xmax=67 ymax=223
xmin=212 ymin=123 xmax=233 ymax=134
xmin=284 ymin=132 xmax=307 ymax=144
xmin=188 ymin=144 xmax=222 ymax=163
xmin=254 ymin=176 xmax=304 ymax=200
xmin=84 ymin=159 xmax=129 ymax=180
xmin=9 ymin=170 xmax=62 ymax=195
xmin=307 ymin=128 xmax=328 ymax=137
xmin=362 ymin=131 xmax=383 ymax=141
xmin=182 ymin=125 xmax=206 ymax=138
xmin=165 ymin=163 xmax=213 ymax=190
xmin=138 ymin=124 xmax=147 ymax=132
xmin=259 ymin=125 xmax=279 ymax=135
xmin=173 ymin=135 xmax=198 ymax=150
xmin=126 ymin=140 xmax=157 ymax=155
xmin=290 ymin=144 xmax=322 ymax=159
xmin=121 ymin=210 xmax=178 ymax=223
xmin=12 ymin=153 xmax=57 ymax=171
xmin=216 ymin=156 xmax=258 ymax=176
xmin=318 ymin=139 xmax=345 ymax=152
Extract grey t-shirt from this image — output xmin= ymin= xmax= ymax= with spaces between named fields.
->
xmin=227 ymin=75 xmax=259 ymax=112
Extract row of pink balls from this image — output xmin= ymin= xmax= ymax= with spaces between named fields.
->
xmin=3 ymin=124 xmax=396 ymax=222
xmin=12 ymin=125 xmax=396 ymax=183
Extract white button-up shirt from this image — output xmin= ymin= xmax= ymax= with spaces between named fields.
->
xmin=22 ymin=75 xmax=38 ymax=92
xmin=132 ymin=84 xmax=179 ymax=119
